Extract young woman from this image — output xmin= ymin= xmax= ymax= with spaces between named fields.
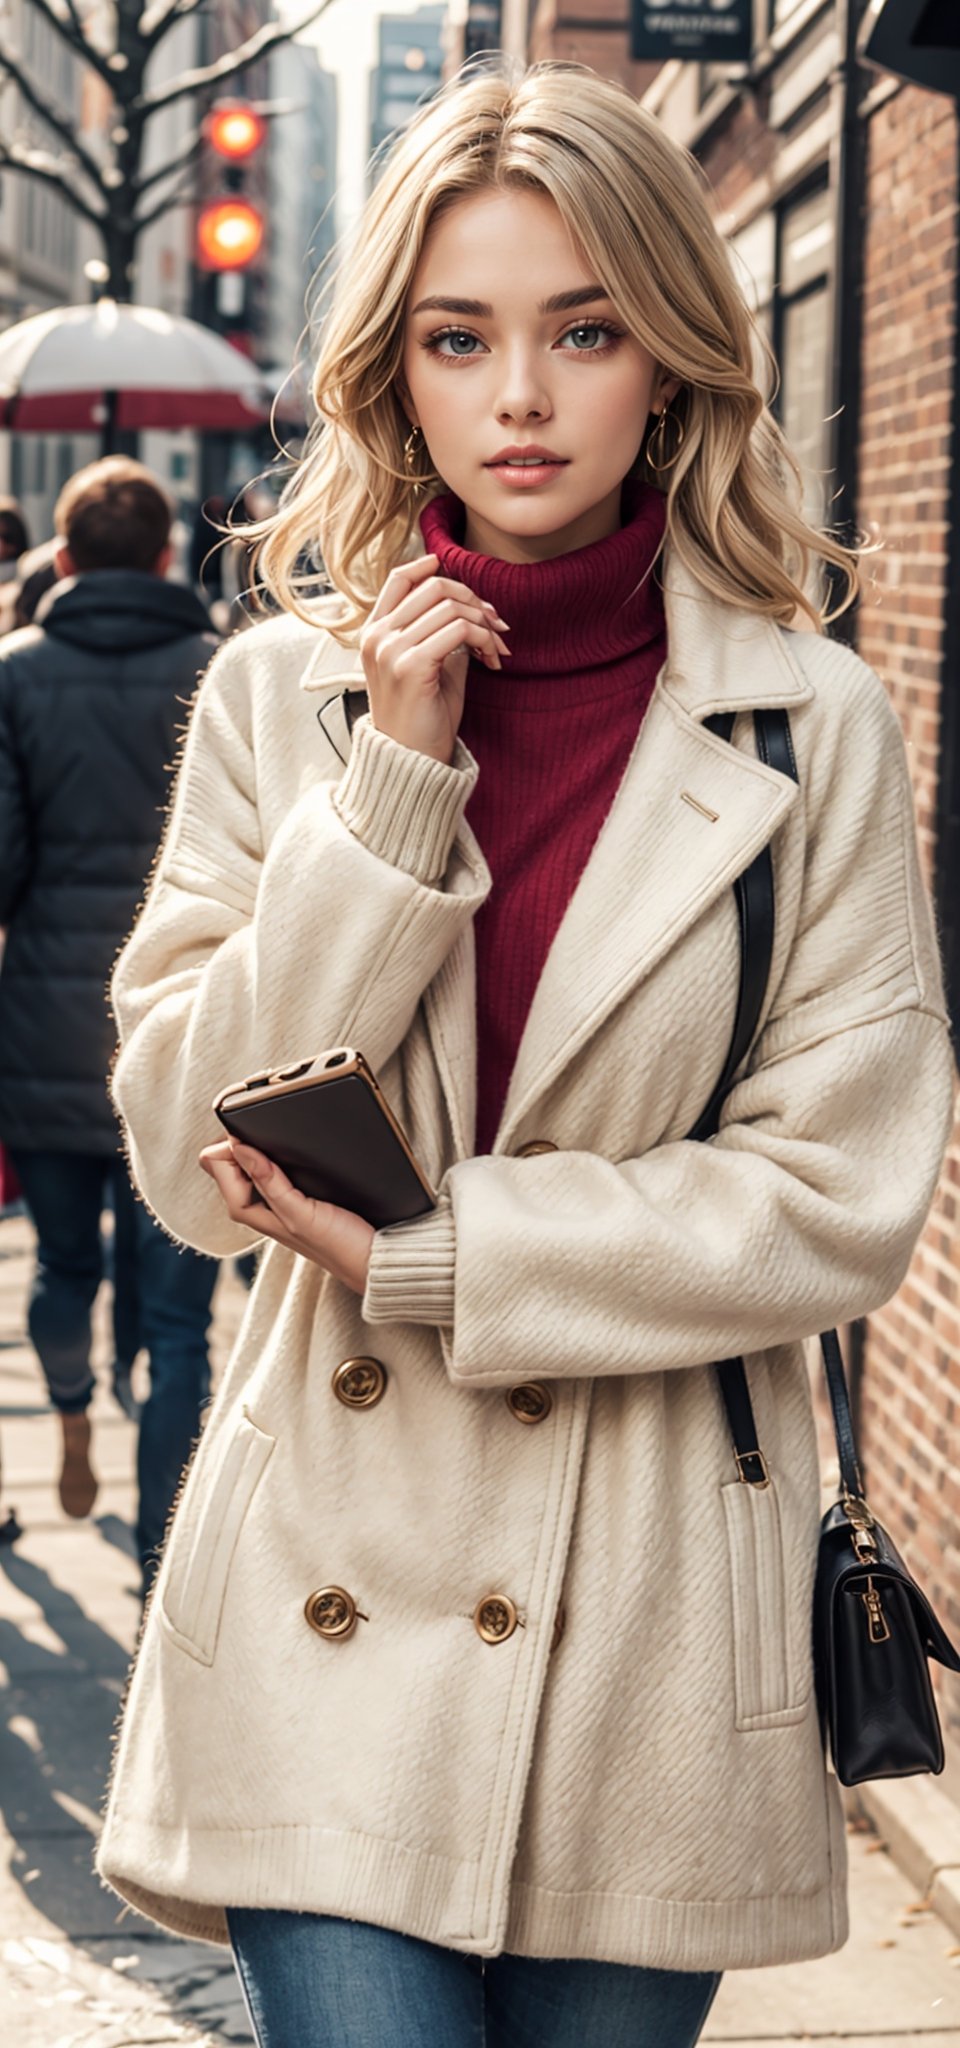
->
xmin=97 ymin=61 xmax=955 ymax=2048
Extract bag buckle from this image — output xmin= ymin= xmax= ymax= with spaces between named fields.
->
xmin=735 ymin=1448 xmax=770 ymax=1489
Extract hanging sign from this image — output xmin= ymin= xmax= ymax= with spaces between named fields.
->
xmin=630 ymin=0 xmax=752 ymax=64
xmin=859 ymin=0 xmax=960 ymax=99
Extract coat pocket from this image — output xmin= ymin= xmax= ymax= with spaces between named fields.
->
xmin=721 ymin=1476 xmax=809 ymax=1731
xmin=160 ymin=1407 xmax=275 ymax=1666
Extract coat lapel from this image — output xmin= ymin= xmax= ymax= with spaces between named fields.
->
xmin=300 ymin=550 xmax=817 ymax=1162
xmin=494 ymin=555 xmax=816 ymax=1152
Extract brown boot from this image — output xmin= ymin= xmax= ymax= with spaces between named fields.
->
xmin=59 ymin=1412 xmax=98 ymax=1519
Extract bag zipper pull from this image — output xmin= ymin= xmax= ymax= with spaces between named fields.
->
xmin=861 ymin=1576 xmax=891 ymax=1645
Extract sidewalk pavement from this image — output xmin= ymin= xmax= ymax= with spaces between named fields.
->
xmin=1 ymin=1209 xmax=960 ymax=2046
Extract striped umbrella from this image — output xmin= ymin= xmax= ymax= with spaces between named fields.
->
xmin=0 ymin=299 xmax=270 ymax=445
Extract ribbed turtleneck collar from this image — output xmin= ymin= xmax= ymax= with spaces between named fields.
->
xmin=418 ymin=478 xmax=667 ymax=683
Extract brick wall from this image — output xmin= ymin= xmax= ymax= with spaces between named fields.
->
xmin=697 ymin=89 xmax=777 ymax=217
xmin=854 ymin=82 xmax=960 ymax=1771
xmin=697 ymin=76 xmax=960 ymax=1771
xmin=525 ymin=10 xmax=960 ymax=1778
xmin=528 ymin=0 xmax=659 ymax=97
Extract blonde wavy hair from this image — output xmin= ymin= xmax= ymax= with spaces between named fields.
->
xmin=253 ymin=59 xmax=860 ymax=640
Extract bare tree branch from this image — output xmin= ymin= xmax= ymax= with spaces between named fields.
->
xmin=133 ymin=124 xmax=202 ymax=197
xmin=134 ymin=173 xmax=198 ymax=233
xmin=135 ymin=0 xmax=337 ymax=114
xmin=0 ymin=137 xmax=106 ymax=226
xmin=139 ymin=0 xmax=208 ymax=48
xmin=0 ymin=47 xmax=108 ymax=195
xmin=25 ymin=0 xmax=117 ymax=86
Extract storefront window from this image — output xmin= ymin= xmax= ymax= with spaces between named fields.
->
xmin=730 ymin=210 xmax=777 ymax=395
xmin=776 ymin=184 xmax=834 ymax=527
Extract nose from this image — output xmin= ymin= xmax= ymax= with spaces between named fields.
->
xmin=494 ymin=343 xmax=553 ymax=428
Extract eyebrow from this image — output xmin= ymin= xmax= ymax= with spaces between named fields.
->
xmin=408 ymin=286 xmax=613 ymax=318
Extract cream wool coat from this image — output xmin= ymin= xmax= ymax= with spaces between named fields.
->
xmin=96 ymin=546 xmax=955 ymax=1973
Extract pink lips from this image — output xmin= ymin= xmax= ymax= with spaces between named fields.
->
xmin=485 ymin=445 xmax=569 ymax=488
xmin=486 ymin=444 xmax=566 ymax=465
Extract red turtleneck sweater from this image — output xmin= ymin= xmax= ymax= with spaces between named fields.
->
xmin=419 ymin=483 xmax=667 ymax=1154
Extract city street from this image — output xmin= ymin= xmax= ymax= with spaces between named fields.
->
xmin=0 ymin=1 xmax=958 ymax=2043
xmin=1 ymin=1208 xmax=959 ymax=2046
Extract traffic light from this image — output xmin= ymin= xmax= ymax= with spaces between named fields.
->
xmin=195 ymin=98 xmax=266 ymax=274
xmin=196 ymin=197 xmax=264 ymax=272
xmin=204 ymin=103 xmax=266 ymax=161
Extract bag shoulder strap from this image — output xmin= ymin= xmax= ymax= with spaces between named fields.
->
xmin=820 ymin=1326 xmax=864 ymax=1501
xmin=687 ymin=708 xmax=797 ymax=1141
xmin=695 ymin=710 xmax=866 ymax=1502
xmin=689 ymin=708 xmax=798 ymax=1488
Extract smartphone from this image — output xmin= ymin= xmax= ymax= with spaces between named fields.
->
xmin=212 ymin=1047 xmax=436 ymax=1230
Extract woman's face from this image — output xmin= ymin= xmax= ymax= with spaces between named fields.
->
xmin=401 ymin=187 xmax=679 ymax=563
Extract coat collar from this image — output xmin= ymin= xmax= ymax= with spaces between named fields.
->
xmin=298 ymin=543 xmax=817 ymax=726
xmin=300 ymin=545 xmax=816 ymax=1154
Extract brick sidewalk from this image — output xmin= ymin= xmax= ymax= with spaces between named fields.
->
xmin=2 ymin=1204 xmax=960 ymax=2045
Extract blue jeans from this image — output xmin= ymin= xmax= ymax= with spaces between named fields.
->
xmin=11 ymin=1148 xmax=218 ymax=1587
xmin=227 ymin=1910 xmax=722 ymax=2048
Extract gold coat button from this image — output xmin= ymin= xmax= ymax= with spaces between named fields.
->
xmin=505 ymin=1381 xmax=553 ymax=1425
xmin=473 ymin=1594 xmax=519 ymax=1644
xmin=332 ymin=1357 xmax=387 ymax=1408
xmin=515 ymin=1139 xmax=558 ymax=1159
xmin=305 ymin=1587 xmax=358 ymax=1639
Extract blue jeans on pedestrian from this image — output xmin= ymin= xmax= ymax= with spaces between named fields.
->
xmin=10 ymin=1148 xmax=218 ymax=1588
xmin=227 ymin=1909 xmax=722 ymax=2048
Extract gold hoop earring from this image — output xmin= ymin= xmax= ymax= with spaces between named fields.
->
xmin=403 ymin=425 xmax=424 ymax=472
xmin=647 ymin=407 xmax=684 ymax=474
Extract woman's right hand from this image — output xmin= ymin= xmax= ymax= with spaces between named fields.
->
xmin=359 ymin=553 xmax=510 ymax=767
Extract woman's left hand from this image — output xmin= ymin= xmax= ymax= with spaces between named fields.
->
xmin=199 ymin=1140 xmax=375 ymax=1295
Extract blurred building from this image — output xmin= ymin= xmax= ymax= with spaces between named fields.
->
xmin=134 ymin=6 xmax=208 ymax=516
xmin=370 ymin=6 xmax=447 ymax=168
xmin=0 ymin=0 xmax=96 ymax=539
xmin=267 ymin=40 xmax=338 ymax=380
xmin=0 ymin=0 xmax=337 ymax=541
xmin=189 ymin=1 xmax=337 ymax=502
xmin=525 ymin=0 xmax=960 ymax=1801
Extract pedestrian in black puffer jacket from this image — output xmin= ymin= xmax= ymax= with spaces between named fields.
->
xmin=0 ymin=456 xmax=221 ymax=1579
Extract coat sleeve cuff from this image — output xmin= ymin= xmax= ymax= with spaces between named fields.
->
xmin=332 ymin=714 xmax=478 ymax=886
xmin=362 ymin=1197 xmax=456 ymax=1326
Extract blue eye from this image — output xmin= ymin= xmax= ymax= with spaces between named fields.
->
xmin=428 ymin=330 xmax=483 ymax=357
xmin=561 ymin=323 xmax=615 ymax=350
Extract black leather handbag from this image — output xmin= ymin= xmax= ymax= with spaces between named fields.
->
xmin=691 ymin=706 xmax=960 ymax=1786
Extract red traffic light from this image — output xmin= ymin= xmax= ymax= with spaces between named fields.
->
xmin=204 ymin=102 xmax=267 ymax=161
xmin=196 ymin=197 xmax=264 ymax=271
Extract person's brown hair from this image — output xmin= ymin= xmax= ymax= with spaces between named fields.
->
xmin=55 ymin=457 xmax=172 ymax=574
xmin=0 ymin=497 xmax=30 ymax=558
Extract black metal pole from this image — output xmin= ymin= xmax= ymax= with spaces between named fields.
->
xmin=827 ymin=0 xmax=868 ymax=644
xmin=101 ymin=387 xmax=119 ymax=459
xmin=932 ymin=132 xmax=960 ymax=1054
